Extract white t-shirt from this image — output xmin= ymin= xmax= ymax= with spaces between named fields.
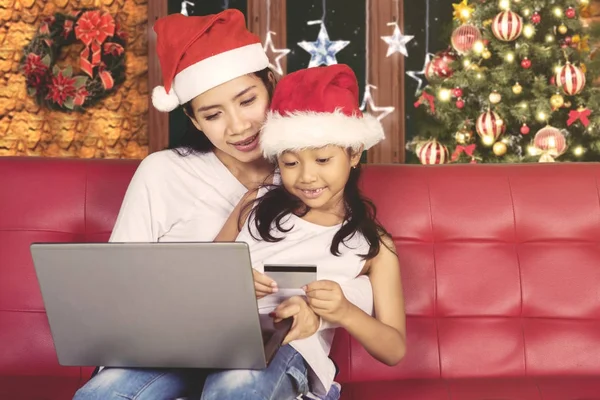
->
xmin=237 ymin=212 xmax=371 ymax=397
xmin=110 ymin=150 xmax=248 ymax=242
xmin=106 ymin=149 xmax=373 ymax=396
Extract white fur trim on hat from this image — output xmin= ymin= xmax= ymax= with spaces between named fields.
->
xmin=260 ymin=109 xmax=385 ymax=159
xmin=152 ymin=85 xmax=180 ymax=112
xmin=173 ymin=43 xmax=269 ymax=105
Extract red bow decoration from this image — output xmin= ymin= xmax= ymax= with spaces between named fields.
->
xmin=103 ymin=43 xmax=124 ymax=57
xmin=98 ymin=63 xmax=114 ymax=90
xmin=39 ymin=16 xmax=55 ymax=35
xmin=73 ymin=86 xmax=90 ymax=107
xmin=414 ymin=92 xmax=435 ymax=113
xmin=451 ymin=144 xmax=477 ymax=163
xmin=63 ymin=20 xmax=74 ymax=39
xmin=567 ymin=108 xmax=591 ymax=127
xmin=75 ymin=11 xmax=115 ymax=77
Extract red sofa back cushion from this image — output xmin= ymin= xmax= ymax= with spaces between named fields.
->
xmin=331 ymin=163 xmax=600 ymax=383
xmin=1 ymin=157 xmax=600 ymax=396
xmin=0 ymin=157 xmax=137 ymax=397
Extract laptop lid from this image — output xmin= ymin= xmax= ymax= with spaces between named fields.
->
xmin=30 ymin=242 xmax=288 ymax=370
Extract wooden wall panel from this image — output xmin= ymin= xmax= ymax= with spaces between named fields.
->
xmin=247 ymin=0 xmax=287 ymax=75
xmin=147 ymin=0 xmax=168 ymax=154
xmin=366 ymin=0 xmax=406 ymax=164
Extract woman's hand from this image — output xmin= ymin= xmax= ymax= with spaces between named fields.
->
xmin=303 ymin=280 xmax=352 ymax=325
xmin=271 ymin=296 xmax=320 ymax=344
xmin=253 ymin=269 xmax=278 ymax=299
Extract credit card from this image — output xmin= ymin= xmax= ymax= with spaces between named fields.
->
xmin=263 ymin=265 xmax=317 ymax=289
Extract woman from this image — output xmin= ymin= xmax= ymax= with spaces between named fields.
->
xmin=74 ymin=9 xmax=372 ymax=400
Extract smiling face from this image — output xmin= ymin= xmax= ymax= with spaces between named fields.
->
xmin=277 ymin=145 xmax=362 ymax=214
xmin=188 ymin=74 xmax=271 ymax=164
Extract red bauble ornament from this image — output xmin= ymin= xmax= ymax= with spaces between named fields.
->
xmin=432 ymin=50 xmax=457 ymax=78
xmin=550 ymin=76 xmax=556 ymax=86
xmin=534 ymin=126 xmax=567 ymax=155
xmin=417 ymin=139 xmax=450 ymax=165
xmin=476 ymin=110 xmax=505 ymax=145
xmin=424 ymin=59 xmax=437 ymax=80
xmin=565 ymin=7 xmax=576 ymax=19
xmin=555 ymin=62 xmax=586 ymax=95
xmin=451 ymin=24 xmax=482 ymax=55
xmin=483 ymin=39 xmax=490 ymax=46
xmin=564 ymin=36 xmax=572 ymax=45
xmin=520 ymin=124 xmax=530 ymax=135
xmin=492 ymin=10 xmax=523 ymax=41
xmin=453 ymin=87 xmax=463 ymax=97
xmin=521 ymin=57 xmax=532 ymax=69
xmin=531 ymin=12 xmax=541 ymax=24
xmin=456 ymin=98 xmax=465 ymax=109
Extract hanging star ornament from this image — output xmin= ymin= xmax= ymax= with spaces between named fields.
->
xmin=452 ymin=0 xmax=474 ymax=23
xmin=381 ymin=22 xmax=414 ymax=57
xmin=406 ymin=53 xmax=433 ymax=96
xmin=360 ymin=84 xmax=394 ymax=122
xmin=298 ymin=22 xmax=350 ymax=68
xmin=263 ymin=31 xmax=290 ymax=76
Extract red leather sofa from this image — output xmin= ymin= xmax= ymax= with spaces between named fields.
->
xmin=1 ymin=156 xmax=599 ymax=399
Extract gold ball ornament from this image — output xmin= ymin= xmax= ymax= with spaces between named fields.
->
xmin=550 ymin=93 xmax=565 ymax=109
xmin=512 ymin=82 xmax=522 ymax=95
xmin=482 ymin=49 xmax=492 ymax=59
xmin=455 ymin=128 xmax=474 ymax=144
xmin=489 ymin=90 xmax=502 ymax=104
xmin=558 ymin=24 xmax=568 ymax=35
xmin=493 ymin=141 xmax=508 ymax=156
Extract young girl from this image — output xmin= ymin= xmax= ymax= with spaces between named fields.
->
xmin=227 ymin=63 xmax=407 ymax=399
xmin=74 ymin=10 xmax=374 ymax=400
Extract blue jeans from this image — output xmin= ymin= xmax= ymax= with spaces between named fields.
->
xmin=73 ymin=345 xmax=340 ymax=400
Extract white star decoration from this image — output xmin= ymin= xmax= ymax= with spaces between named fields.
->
xmin=360 ymin=84 xmax=394 ymax=122
xmin=381 ymin=22 xmax=414 ymax=57
xmin=263 ymin=31 xmax=290 ymax=76
xmin=180 ymin=0 xmax=194 ymax=15
xmin=406 ymin=53 xmax=433 ymax=95
xmin=298 ymin=22 xmax=350 ymax=68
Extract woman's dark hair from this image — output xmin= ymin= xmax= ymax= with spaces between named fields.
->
xmin=171 ymin=68 xmax=276 ymax=156
xmin=245 ymin=161 xmax=390 ymax=260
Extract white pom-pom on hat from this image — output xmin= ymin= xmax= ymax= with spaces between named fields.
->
xmin=152 ymin=85 xmax=180 ymax=112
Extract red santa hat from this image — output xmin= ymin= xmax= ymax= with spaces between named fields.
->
xmin=152 ymin=9 xmax=269 ymax=112
xmin=260 ymin=64 xmax=385 ymax=160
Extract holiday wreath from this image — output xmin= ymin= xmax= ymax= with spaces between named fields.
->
xmin=21 ymin=9 xmax=127 ymax=111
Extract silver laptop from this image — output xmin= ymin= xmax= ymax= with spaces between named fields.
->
xmin=30 ymin=242 xmax=292 ymax=370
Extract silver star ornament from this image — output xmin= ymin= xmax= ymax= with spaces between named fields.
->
xmin=406 ymin=53 xmax=433 ymax=95
xmin=360 ymin=84 xmax=395 ymax=122
xmin=263 ymin=31 xmax=290 ymax=76
xmin=381 ymin=22 xmax=414 ymax=57
xmin=298 ymin=22 xmax=350 ymax=68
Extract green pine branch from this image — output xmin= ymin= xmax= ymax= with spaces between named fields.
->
xmin=411 ymin=0 xmax=600 ymax=164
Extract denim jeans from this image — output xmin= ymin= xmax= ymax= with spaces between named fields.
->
xmin=72 ymin=345 xmax=340 ymax=400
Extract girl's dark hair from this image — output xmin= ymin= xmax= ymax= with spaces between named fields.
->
xmin=246 ymin=162 xmax=389 ymax=260
xmin=171 ymin=68 xmax=276 ymax=156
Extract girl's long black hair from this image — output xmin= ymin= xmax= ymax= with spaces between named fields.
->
xmin=245 ymin=162 xmax=389 ymax=260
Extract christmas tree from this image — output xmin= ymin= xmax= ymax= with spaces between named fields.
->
xmin=411 ymin=0 xmax=600 ymax=164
